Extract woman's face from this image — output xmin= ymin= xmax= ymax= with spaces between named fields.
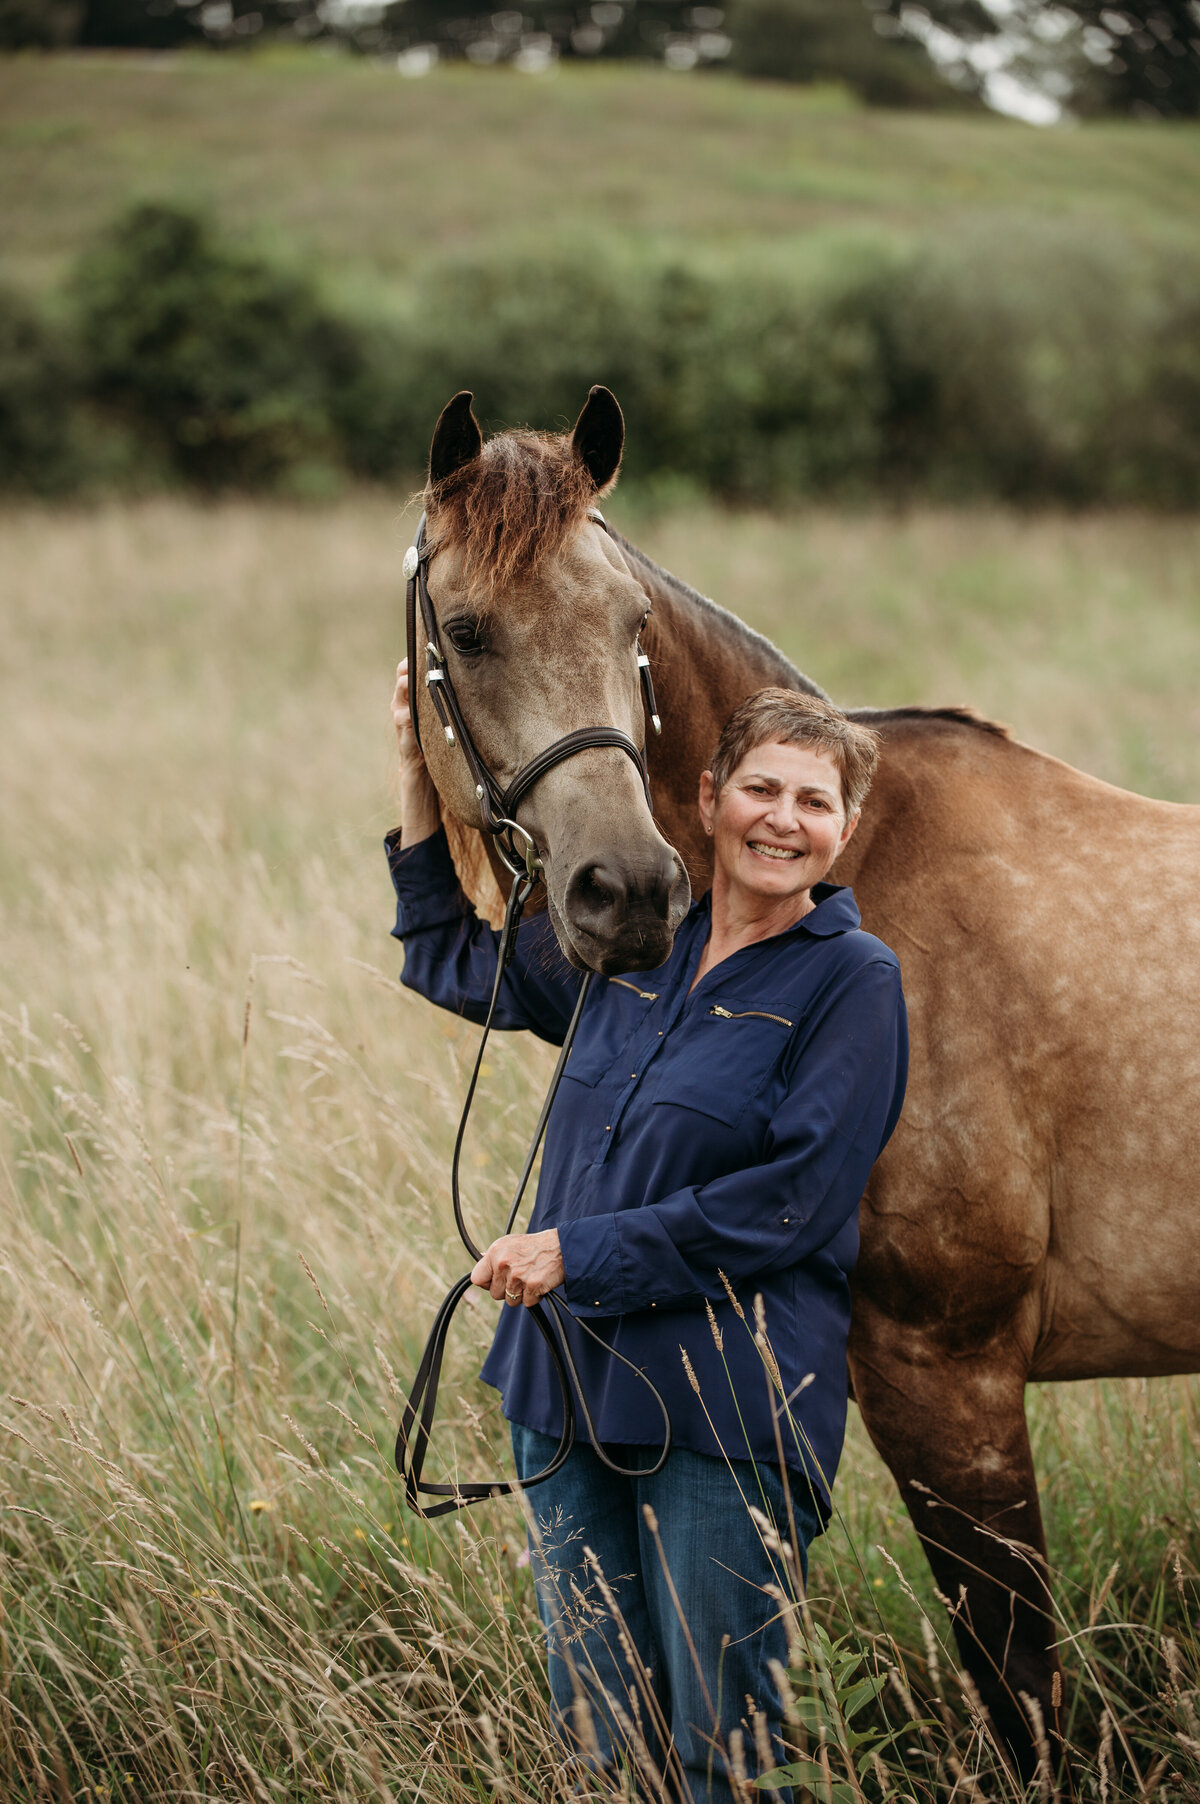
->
xmin=699 ymin=739 xmax=860 ymax=908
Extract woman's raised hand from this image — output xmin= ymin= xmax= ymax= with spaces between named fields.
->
xmin=392 ymin=657 xmax=422 ymax=763
xmin=393 ymin=658 xmax=442 ymax=846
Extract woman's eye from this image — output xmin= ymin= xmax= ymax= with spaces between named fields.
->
xmin=444 ymin=618 xmax=485 ymax=656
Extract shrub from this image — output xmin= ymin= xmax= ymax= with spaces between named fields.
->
xmin=862 ymin=224 xmax=1200 ymax=505
xmin=397 ymin=243 xmax=664 ymax=470
xmin=8 ymin=202 xmax=1199 ymax=506
xmin=72 ymin=203 xmax=365 ymax=490
xmin=397 ymin=242 xmax=898 ymax=500
xmin=0 ymin=285 xmax=83 ymax=494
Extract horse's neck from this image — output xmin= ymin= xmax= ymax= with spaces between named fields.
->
xmin=619 ymin=531 xmax=823 ymax=894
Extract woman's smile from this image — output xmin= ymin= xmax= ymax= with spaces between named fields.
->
xmin=747 ymin=840 xmax=803 ymax=861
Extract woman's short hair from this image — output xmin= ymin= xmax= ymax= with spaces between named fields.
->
xmin=708 ymin=688 xmax=881 ymax=816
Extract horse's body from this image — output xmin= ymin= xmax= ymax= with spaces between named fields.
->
xmin=409 ymin=392 xmax=1200 ymax=1773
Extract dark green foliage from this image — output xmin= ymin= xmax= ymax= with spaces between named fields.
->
xmin=0 ymin=0 xmax=82 ymax=46
xmin=76 ymin=0 xmax=191 ymax=48
xmin=862 ymin=227 xmax=1200 ymax=502
xmin=397 ymin=232 xmax=1200 ymax=505
xmin=0 ymin=286 xmax=82 ymax=493
xmin=8 ymin=200 xmax=1200 ymax=504
xmin=380 ymin=0 xmax=714 ymax=67
xmin=76 ymin=0 xmax=328 ymax=49
xmin=727 ymin=0 xmax=977 ymax=108
xmin=72 ymin=203 xmax=368 ymax=489
xmin=1063 ymin=2 xmax=1200 ymax=119
xmin=871 ymin=0 xmax=1200 ymax=118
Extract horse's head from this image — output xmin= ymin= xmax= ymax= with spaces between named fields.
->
xmin=412 ymin=387 xmax=691 ymax=974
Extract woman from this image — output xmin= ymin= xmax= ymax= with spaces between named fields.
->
xmin=387 ymin=675 xmax=907 ymax=1803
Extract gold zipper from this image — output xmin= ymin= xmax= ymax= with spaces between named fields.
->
xmin=609 ymin=977 xmax=660 ymax=1002
xmin=708 ymin=1004 xmax=794 ymax=1028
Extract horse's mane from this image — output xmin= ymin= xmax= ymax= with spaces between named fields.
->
xmin=425 ymin=430 xmax=596 ymax=600
xmin=850 ymin=704 xmax=1012 ymax=739
xmin=608 ymin=527 xmax=830 ymax=702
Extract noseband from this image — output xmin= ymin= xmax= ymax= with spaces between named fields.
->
xmin=403 ymin=509 xmax=661 ymax=879
xmin=395 ymin=506 xmax=672 ymax=1518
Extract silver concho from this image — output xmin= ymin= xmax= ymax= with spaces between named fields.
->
xmin=402 ymin=545 xmax=419 ymax=582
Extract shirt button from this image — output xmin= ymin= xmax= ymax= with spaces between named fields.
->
xmin=631 ymin=1072 xmax=637 ymax=1080
xmin=604 ymin=1125 xmax=611 ymax=1132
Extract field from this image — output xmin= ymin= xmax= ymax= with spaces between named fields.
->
xmin=2 ymin=491 xmax=1199 ymax=1799
xmin=3 ymin=54 xmax=1200 ymax=300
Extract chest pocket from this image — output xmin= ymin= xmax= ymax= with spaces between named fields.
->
xmin=562 ymin=976 xmax=661 ymax=1089
xmin=651 ymin=1002 xmax=797 ymax=1127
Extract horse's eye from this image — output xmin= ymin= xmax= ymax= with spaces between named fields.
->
xmin=444 ymin=617 xmax=485 ymax=657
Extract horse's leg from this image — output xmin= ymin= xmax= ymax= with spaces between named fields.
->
xmin=849 ymin=1312 xmax=1062 ymax=1781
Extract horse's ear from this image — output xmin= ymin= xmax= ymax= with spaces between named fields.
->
xmin=429 ymin=391 xmax=483 ymax=484
xmin=571 ymin=385 xmax=624 ymax=494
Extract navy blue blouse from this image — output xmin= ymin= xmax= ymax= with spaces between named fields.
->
xmin=387 ymin=827 xmax=907 ymax=1518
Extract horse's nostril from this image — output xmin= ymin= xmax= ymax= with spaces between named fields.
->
xmin=565 ymin=849 xmax=679 ymax=936
xmin=567 ymin=863 xmax=622 ymax=927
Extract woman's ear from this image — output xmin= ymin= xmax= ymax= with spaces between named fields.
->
xmin=698 ymin=769 xmax=717 ymax=837
xmin=839 ymin=809 xmax=861 ymax=851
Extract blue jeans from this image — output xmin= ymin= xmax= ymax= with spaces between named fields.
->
xmin=511 ymin=1424 xmax=823 ymax=1803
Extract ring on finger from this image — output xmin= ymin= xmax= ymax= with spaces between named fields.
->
xmin=504 ymin=1287 xmax=522 ymax=1303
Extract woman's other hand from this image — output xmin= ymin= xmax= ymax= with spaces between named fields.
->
xmin=393 ymin=658 xmax=441 ymax=846
xmin=472 ymin=1229 xmax=565 ymax=1307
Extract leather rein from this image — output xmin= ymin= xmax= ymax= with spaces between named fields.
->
xmin=395 ymin=509 xmax=672 ymax=1518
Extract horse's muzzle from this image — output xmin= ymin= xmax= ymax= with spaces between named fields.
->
xmin=559 ymin=845 xmax=690 ymax=974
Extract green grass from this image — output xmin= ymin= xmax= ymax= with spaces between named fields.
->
xmin=1 ymin=493 xmax=1198 ymax=1797
xmin=2 ymin=53 xmax=1200 ymax=297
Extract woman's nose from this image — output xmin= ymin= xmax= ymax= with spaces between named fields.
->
xmin=764 ymin=795 xmax=801 ymax=834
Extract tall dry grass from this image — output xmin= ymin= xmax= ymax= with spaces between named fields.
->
xmin=1 ymin=495 xmax=1198 ymax=1799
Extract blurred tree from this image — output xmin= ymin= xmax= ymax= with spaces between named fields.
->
xmin=77 ymin=0 xmax=322 ymax=47
xmin=0 ymin=0 xmax=83 ymax=44
xmin=77 ymin=0 xmax=189 ymax=45
xmin=1053 ymin=1 xmax=1200 ymax=117
xmin=871 ymin=0 xmax=1200 ymax=117
xmin=376 ymin=0 xmax=735 ymax=71
xmin=727 ymin=0 xmax=982 ymax=103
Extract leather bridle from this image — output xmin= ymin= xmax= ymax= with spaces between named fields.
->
xmin=395 ymin=508 xmax=672 ymax=1518
xmin=403 ymin=508 xmax=660 ymax=880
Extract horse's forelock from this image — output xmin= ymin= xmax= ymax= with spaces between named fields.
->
xmin=425 ymin=430 xmax=596 ymax=606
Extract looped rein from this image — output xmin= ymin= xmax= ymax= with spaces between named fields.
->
xmin=395 ymin=513 xmax=672 ymax=1518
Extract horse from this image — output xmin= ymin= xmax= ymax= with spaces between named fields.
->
xmin=403 ymin=384 xmax=1200 ymax=1777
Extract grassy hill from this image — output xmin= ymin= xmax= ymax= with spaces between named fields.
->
xmin=3 ymin=51 xmax=1200 ymax=297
